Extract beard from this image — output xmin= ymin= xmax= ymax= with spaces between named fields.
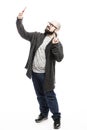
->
xmin=44 ymin=28 xmax=55 ymax=36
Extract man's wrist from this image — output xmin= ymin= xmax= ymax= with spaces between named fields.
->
xmin=17 ymin=16 xmax=23 ymax=19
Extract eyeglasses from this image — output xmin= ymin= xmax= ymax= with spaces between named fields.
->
xmin=48 ymin=22 xmax=57 ymax=29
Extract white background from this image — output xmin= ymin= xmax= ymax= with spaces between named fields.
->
xmin=0 ymin=0 xmax=87 ymax=130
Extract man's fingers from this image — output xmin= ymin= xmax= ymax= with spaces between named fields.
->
xmin=18 ymin=12 xmax=23 ymax=17
xmin=19 ymin=13 xmax=23 ymax=15
xmin=18 ymin=12 xmax=23 ymax=19
xmin=52 ymin=37 xmax=59 ymax=44
xmin=22 ymin=7 xmax=27 ymax=13
xmin=17 ymin=7 xmax=27 ymax=19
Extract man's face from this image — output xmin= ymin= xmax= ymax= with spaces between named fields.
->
xmin=45 ymin=22 xmax=57 ymax=35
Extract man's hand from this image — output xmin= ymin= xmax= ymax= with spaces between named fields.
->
xmin=17 ymin=7 xmax=27 ymax=19
xmin=17 ymin=12 xmax=23 ymax=19
xmin=52 ymin=37 xmax=59 ymax=44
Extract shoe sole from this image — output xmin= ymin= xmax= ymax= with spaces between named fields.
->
xmin=54 ymin=125 xmax=61 ymax=129
xmin=35 ymin=117 xmax=48 ymax=123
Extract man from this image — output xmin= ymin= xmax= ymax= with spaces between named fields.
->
xmin=16 ymin=9 xmax=64 ymax=129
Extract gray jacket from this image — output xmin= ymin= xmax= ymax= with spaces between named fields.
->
xmin=16 ymin=18 xmax=64 ymax=92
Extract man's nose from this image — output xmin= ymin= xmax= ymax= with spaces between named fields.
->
xmin=47 ymin=23 xmax=50 ymax=27
xmin=47 ymin=24 xmax=50 ymax=28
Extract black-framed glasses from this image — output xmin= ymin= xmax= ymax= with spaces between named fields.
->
xmin=48 ymin=22 xmax=57 ymax=29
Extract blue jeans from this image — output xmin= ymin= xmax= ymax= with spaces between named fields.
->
xmin=32 ymin=71 xmax=61 ymax=120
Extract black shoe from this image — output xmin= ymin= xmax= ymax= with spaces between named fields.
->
xmin=54 ymin=119 xmax=60 ymax=129
xmin=52 ymin=113 xmax=61 ymax=129
xmin=35 ymin=113 xmax=48 ymax=123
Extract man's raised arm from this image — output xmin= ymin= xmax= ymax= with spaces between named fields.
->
xmin=16 ymin=7 xmax=34 ymax=42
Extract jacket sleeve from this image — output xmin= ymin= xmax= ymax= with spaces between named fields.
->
xmin=16 ymin=18 xmax=34 ymax=42
xmin=51 ymin=42 xmax=64 ymax=62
